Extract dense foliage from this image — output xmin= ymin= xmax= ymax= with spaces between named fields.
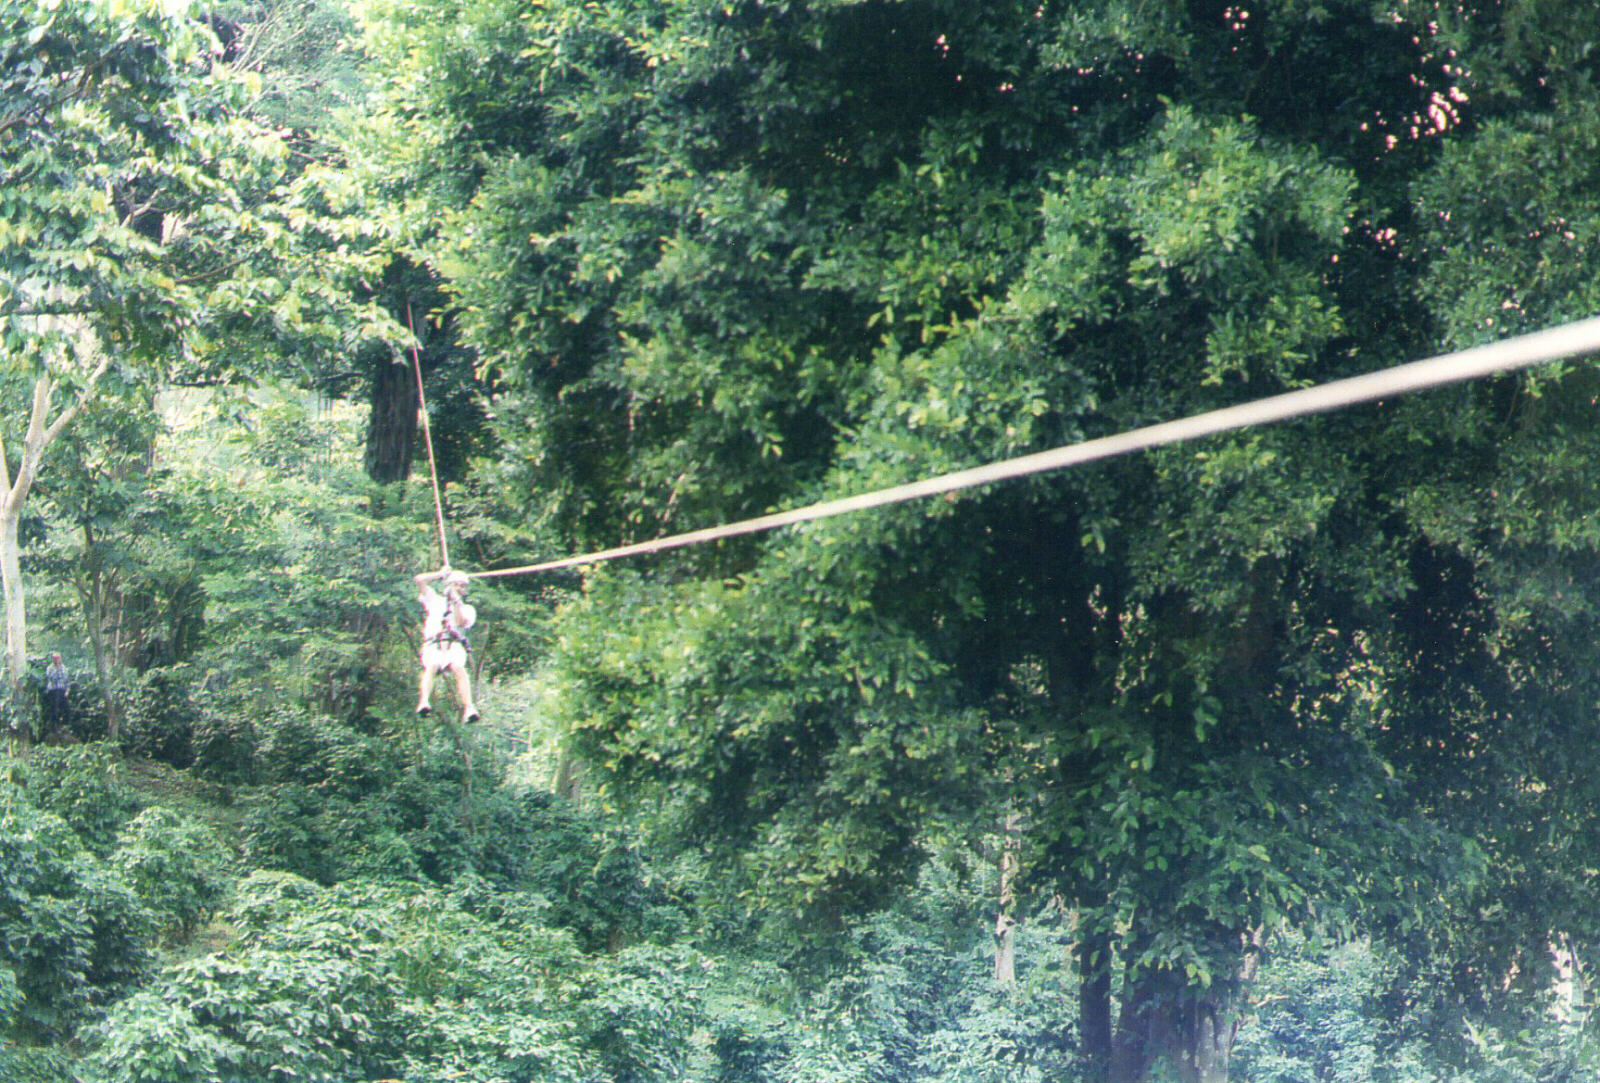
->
xmin=349 ymin=0 xmax=1600 ymax=1078
xmin=3 ymin=0 xmax=1600 ymax=1081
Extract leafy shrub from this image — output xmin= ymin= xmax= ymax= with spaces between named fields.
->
xmin=1234 ymin=935 xmax=1386 ymax=1083
xmin=85 ymin=878 xmax=707 ymax=1083
xmin=232 ymin=714 xmax=422 ymax=882
xmin=231 ymin=722 xmax=677 ymax=937
xmin=253 ymin=709 xmax=392 ymax=794
xmin=1455 ymin=1017 xmax=1600 ymax=1083
xmin=78 ymin=992 xmax=242 ymax=1083
xmin=0 ymin=671 xmax=40 ymax=744
xmin=236 ymin=783 xmax=345 ymax=884
xmin=914 ymin=980 xmax=1076 ymax=1083
xmin=0 ymin=1041 xmax=74 ymax=1083
xmin=229 ymin=868 xmax=325 ymax=918
xmin=567 ymin=945 xmax=706 ymax=1083
xmin=114 ymin=667 xmax=197 ymax=767
xmin=704 ymin=988 xmax=793 ymax=1083
xmin=62 ymin=680 xmax=112 ymax=744
xmin=1232 ymin=933 xmax=1600 ymax=1083
xmin=686 ymin=865 xmax=1078 ymax=1083
xmin=0 ymin=801 xmax=153 ymax=1043
xmin=462 ymin=786 xmax=684 ymax=951
xmin=0 ymin=966 xmax=16 ymax=1026
xmin=112 ymin=807 xmax=231 ymax=938
xmin=187 ymin=703 xmax=259 ymax=784
xmin=15 ymin=743 xmax=141 ymax=857
xmin=386 ymin=764 xmax=479 ymax=883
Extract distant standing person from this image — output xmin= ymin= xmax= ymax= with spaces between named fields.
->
xmin=43 ymin=652 xmax=69 ymax=730
xmin=415 ymin=567 xmax=479 ymax=723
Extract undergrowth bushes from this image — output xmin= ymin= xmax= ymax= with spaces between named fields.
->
xmin=84 ymin=875 xmax=707 ymax=1083
xmin=219 ymin=711 xmax=684 ymax=951
xmin=14 ymin=744 xmax=141 ymax=856
xmin=112 ymin=808 xmax=230 ymax=940
xmin=13 ymin=721 xmax=1596 ymax=1083
xmin=0 ymin=798 xmax=154 ymax=1046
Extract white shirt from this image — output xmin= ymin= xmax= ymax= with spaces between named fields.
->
xmin=420 ymin=588 xmax=475 ymax=643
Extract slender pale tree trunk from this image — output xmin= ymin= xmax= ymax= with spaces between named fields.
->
xmin=0 ymin=361 xmax=111 ymax=694
xmin=0 ymin=510 xmax=23 ymax=687
xmin=994 ymin=806 xmax=1021 ymax=983
xmin=0 ymin=509 xmax=26 ymax=747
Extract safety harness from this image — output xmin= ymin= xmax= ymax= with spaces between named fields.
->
xmin=428 ymin=626 xmax=471 ymax=651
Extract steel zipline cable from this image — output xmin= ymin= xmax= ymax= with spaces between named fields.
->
xmin=464 ymin=315 xmax=1600 ymax=581
xmin=408 ymin=304 xmax=452 ymax=569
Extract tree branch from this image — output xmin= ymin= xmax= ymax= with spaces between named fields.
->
xmin=0 ymin=58 xmax=109 ymax=140
xmin=0 ymin=305 xmax=101 ymax=320
xmin=11 ymin=368 xmax=57 ymax=506
xmin=172 ymin=253 xmax=253 ymax=286
xmin=42 ymin=354 xmax=113 ymax=448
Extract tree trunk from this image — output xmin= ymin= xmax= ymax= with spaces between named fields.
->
xmin=1190 ymin=1004 xmax=1234 ymax=1083
xmin=0 ymin=505 xmax=25 ymax=687
xmin=0 ymin=506 xmax=28 ymax=748
xmin=993 ymin=918 xmax=1016 ymax=985
xmin=1110 ymin=969 xmax=1160 ymax=1083
xmin=90 ymin=610 xmax=121 ymax=741
xmin=553 ymin=747 xmax=583 ymax=802
xmin=0 ymin=362 xmax=109 ymax=696
xmin=995 ymin=807 xmax=1021 ymax=983
xmin=364 ymin=352 xmax=418 ymax=483
xmin=1110 ymin=966 xmax=1242 ymax=1083
xmin=1079 ymin=927 xmax=1115 ymax=1079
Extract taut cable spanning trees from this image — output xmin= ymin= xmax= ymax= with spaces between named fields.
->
xmin=451 ymin=315 xmax=1600 ymax=582
xmin=405 ymin=313 xmax=1600 ymax=721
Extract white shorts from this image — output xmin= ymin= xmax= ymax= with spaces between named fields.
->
xmin=420 ymin=640 xmax=468 ymax=673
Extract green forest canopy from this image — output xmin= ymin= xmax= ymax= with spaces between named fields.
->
xmin=5 ymin=0 xmax=1600 ymax=1081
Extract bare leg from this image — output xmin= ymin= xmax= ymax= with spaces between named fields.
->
xmin=448 ymin=661 xmax=478 ymax=722
xmin=417 ymin=664 xmax=436 ymax=715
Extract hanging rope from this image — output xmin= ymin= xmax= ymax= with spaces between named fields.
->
xmin=408 ymin=303 xmax=451 ymax=568
xmin=468 ymin=314 xmax=1600 ymax=581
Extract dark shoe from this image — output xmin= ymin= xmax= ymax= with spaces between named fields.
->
xmin=416 ymin=705 xmax=431 ymax=718
xmin=464 ymin=710 xmax=480 ymax=724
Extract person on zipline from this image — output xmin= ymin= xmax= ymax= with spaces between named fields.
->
xmin=415 ymin=567 xmax=479 ymax=723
